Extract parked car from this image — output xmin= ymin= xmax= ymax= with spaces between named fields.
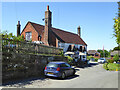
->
xmin=44 ymin=62 xmax=76 ymax=79
xmin=98 ymin=58 xmax=106 ymax=63
xmin=90 ymin=58 xmax=95 ymax=61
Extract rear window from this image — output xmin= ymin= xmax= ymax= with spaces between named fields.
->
xmin=100 ymin=58 xmax=104 ymax=60
xmin=47 ymin=63 xmax=58 ymax=67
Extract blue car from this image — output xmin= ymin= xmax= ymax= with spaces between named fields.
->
xmin=44 ymin=62 xmax=76 ymax=79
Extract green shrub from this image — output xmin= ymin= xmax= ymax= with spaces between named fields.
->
xmin=66 ymin=56 xmax=73 ymax=65
xmin=59 ymin=51 xmax=64 ymax=56
xmin=103 ymin=63 xmax=109 ymax=70
xmin=113 ymin=54 xmax=119 ymax=62
xmin=103 ymin=63 xmax=120 ymax=71
xmin=87 ymin=56 xmax=94 ymax=60
xmin=94 ymin=58 xmax=98 ymax=62
xmin=107 ymin=63 xmax=120 ymax=71
xmin=107 ymin=59 xmax=114 ymax=63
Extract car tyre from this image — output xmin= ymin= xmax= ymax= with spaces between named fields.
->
xmin=72 ymin=69 xmax=75 ymax=76
xmin=61 ymin=72 xmax=66 ymax=79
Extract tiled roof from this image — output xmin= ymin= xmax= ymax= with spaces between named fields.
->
xmin=111 ymin=50 xmax=120 ymax=56
xmin=87 ymin=50 xmax=98 ymax=54
xmin=29 ymin=21 xmax=87 ymax=46
xmin=30 ymin=21 xmax=44 ymax=35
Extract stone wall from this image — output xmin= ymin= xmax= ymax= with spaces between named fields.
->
xmin=2 ymin=48 xmax=67 ymax=84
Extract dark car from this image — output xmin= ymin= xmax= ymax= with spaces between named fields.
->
xmin=44 ymin=62 xmax=76 ymax=79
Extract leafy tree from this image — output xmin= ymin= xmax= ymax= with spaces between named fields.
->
xmin=1 ymin=31 xmax=24 ymax=41
xmin=113 ymin=2 xmax=120 ymax=46
xmin=97 ymin=49 xmax=110 ymax=57
xmin=113 ymin=46 xmax=120 ymax=50
xmin=113 ymin=54 xmax=119 ymax=62
xmin=97 ymin=49 xmax=104 ymax=57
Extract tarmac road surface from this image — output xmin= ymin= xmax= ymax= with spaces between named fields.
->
xmin=1 ymin=62 xmax=119 ymax=88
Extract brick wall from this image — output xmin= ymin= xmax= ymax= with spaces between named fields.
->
xmin=48 ymin=30 xmax=57 ymax=47
xmin=21 ymin=22 xmax=39 ymax=41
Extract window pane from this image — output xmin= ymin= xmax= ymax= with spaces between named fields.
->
xmin=25 ymin=32 xmax=32 ymax=41
xmin=47 ymin=63 xmax=58 ymax=67
xmin=65 ymin=63 xmax=70 ymax=67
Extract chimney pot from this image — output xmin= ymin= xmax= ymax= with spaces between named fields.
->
xmin=47 ymin=5 xmax=49 ymax=11
xmin=18 ymin=21 xmax=20 ymax=25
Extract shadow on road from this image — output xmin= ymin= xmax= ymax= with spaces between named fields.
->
xmin=75 ymin=68 xmax=80 ymax=71
xmin=47 ymin=74 xmax=79 ymax=80
xmin=87 ymin=62 xmax=98 ymax=67
xmin=75 ymin=62 xmax=99 ymax=69
xmin=2 ymin=77 xmax=46 ymax=87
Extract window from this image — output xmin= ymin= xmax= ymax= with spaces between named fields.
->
xmin=79 ymin=46 xmax=82 ymax=52
xmin=67 ymin=45 xmax=72 ymax=51
xmin=25 ymin=32 xmax=32 ymax=41
xmin=58 ymin=42 xmax=64 ymax=48
xmin=60 ymin=63 xmax=70 ymax=67
xmin=47 ymin=63 xmax=58 ymax=67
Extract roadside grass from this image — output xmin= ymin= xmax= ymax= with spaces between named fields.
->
xmin=103 ymin=63 xmax=120 ymax=71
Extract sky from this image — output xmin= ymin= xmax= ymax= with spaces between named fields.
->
xmin=1 ymin=2 xmax=118 ymax=51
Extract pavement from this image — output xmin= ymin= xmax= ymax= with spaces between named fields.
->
xmin=1 ymin=62 xmax=119 ymax=88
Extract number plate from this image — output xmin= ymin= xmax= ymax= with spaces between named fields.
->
xmin=47 ymin=72 xmax=53 ymax=74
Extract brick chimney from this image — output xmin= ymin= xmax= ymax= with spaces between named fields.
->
xmin=77 ymin=26 xmax=81 ymax=37
xmin=17 ymin=21 xmax=21 ymax=37
xmin=44 ymin=5 xmax=52 ymax=45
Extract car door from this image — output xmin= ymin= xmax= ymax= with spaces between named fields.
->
xmin=60 ymin=63 xmax=70 ymax=76
xmin=65 ymin=63 xmax=74 ymax=76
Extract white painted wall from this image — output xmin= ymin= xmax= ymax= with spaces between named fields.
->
xmin=58 ymin=42 xmax=87 ymax=61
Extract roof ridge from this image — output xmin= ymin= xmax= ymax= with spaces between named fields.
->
xmin=52 ymin=27 xmax=79 ymax=36
xmin=29 ymin=21 xmax=79 ymax=36
xmin=29 ymin=21 xmax=44 ymax=26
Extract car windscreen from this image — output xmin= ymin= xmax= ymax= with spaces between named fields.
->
xmin=47 ymin=63 xmax=58 ymax=67
xmin=100 ymin=58 xmax=104 ymax=60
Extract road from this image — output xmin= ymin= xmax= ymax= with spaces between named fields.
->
xmin=2 ymin=62 xmax=118 ymax=88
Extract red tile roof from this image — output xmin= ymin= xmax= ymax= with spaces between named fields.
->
xmin=51 ymin=27 xmax=87 ymax=45
xmin=30 ymin=21 xmax=44 ymax=35
xmin=29 ymin=21 xmax=87 ymax=46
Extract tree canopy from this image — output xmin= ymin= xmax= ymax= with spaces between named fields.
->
xmin=113 ymin=2 xmax=120 ymax=46
xmin=1 ymin=31 xmax=24 ymax=41
xmin=97 ymin=49 xmax=110 ymax=57
xmin=113 ymin=46 xmax=120 ymax=51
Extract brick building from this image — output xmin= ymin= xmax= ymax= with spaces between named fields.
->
xmin=17 ymin=5 xmax=87 ymax=60
xmin=87 ymin=50 xmax=101 ymax=58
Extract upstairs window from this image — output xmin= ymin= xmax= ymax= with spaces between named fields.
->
xmin=25 ymin=32 xmax=32 ymax=41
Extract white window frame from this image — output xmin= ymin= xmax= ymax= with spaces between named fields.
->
xmin=25 ymin=32 xmax=32 ymax=41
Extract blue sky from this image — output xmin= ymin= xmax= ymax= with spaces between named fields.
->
xmin=2 ymin=2 xmax=118 ymax=51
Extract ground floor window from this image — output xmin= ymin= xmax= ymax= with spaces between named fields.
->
xmin=25 ymin=32 xmax=32 ymax=41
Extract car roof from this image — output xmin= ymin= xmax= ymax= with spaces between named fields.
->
xmin=48 ymin=61 xmax=66 ymax=64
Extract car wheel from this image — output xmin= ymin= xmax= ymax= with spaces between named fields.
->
xmin=61 ymin=72 xmax=66 ymax=79
xmin=72 ymin=69 xmax=75 ymax=76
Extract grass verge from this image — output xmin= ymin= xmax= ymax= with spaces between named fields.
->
xmin=103 ymin=63 xmax=120 ymax=71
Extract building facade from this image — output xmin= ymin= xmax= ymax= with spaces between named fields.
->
xmin=110 ymin=50 xmax=120 ymax=60
xmin=87 ymin=50 xmax=100 ymax=58
xmin=18 ymin=5 xmax=87 ymax=60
